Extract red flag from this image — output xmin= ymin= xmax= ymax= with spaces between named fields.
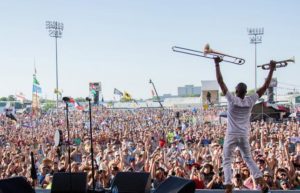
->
xmin=69 ymin=98 xmax=75 ymax=103
xmin=69 ymin=98 xmax=83 ymax=110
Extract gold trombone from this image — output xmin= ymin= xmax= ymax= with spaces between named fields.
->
xmin=257 ymin=57 xmax=295 ymax=70
xmin=172 ymin=44 xmax=245 ymax=65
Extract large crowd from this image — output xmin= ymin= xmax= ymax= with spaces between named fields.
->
xmin=0 ymin=107 xmax=300 ymax=191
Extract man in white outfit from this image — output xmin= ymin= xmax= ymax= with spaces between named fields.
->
xmin=214 ymin=57 xmax=276 ymax=193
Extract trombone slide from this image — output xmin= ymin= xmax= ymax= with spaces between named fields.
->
xmin=172 ymin=46 xmax=245 ymax=65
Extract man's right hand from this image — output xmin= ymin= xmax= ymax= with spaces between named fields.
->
xmin=269 ymin=60 xmax=276 ymax=71
xmin=214 ymin=57 xmax=222 ymax=66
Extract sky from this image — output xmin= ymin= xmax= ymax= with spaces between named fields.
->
xmin=0 ymin=0 xmax=299 ymax=100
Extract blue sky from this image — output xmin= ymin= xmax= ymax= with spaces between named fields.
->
xmin=0 ymin=0 xmax=299 ymax=100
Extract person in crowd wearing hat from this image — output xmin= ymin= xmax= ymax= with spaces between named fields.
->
xmin=279 ymin=179 xmax=291 ymax=190
xmin=274 ymin=168 xmax=290 ymax=189
xmin=214 ymin=57 xmax=276 ymax=193
xmin=263 ymin=171 xmax=274 ymax=189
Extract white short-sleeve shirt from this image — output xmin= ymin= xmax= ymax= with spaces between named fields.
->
xmin=225 ymin=92 xmax=259 ymax=137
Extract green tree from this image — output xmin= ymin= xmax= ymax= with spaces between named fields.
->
xmin=0 ymin=97 xmax=8 ymax=101
xmin=246 ymin=89 xmax=255 ymax=96
xmin=42 ymin=101 xmax=55 ymax=112
xmin=152 ymin=96 xmax=159 ymax=101
xmin=8 ymin=95 xmax=16 ymax=101
xmin=40 ymin=99 xmax=55 ymax=103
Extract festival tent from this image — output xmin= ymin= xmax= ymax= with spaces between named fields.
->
xmin=251 ymin=102 xmax=290 ymax=121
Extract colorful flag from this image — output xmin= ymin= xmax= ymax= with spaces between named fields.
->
xmin=68 ymin=97 xmax=84 ymax=110
xmin=32 ymin=70 xmax=42 ymax=115
xmin=33 ymin=85 xmax=42 ymax=93
xmin=114 ymin=88 xmax=123 ymax=96
xmin=123 ymin=91 xmax=132 ymax=100
xmin=32 ymin=75 xmax=42 ymax=94
xmin=33 ymin=76 xmax=39 ymax=85
xmin=90 ymin=89 xmax=96 ymax=96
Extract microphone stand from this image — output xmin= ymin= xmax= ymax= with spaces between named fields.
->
xmin=86 ymin=97 xmax=96 ymax=192
xmin=30 ymin=117 xmax=37 ymax=187
xmin=30 ymin=152 xmax=37 ymax=187
xmin=63 ymin=97 xmax=74 ymax=193
xmin=63 ymin=97 xmax=72 ymax=173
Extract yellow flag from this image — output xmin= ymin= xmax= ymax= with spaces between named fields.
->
xmin=123 ymin=91 xmax=132 ymax=100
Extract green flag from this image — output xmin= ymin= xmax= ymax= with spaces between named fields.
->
xmin=33 ymin=75 xmax=40 ymax=85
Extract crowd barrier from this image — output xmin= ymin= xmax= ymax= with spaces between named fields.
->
xmin=35 ymin=189 xmax=300 ymax=193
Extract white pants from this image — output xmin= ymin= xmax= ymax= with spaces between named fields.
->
xmin=223 ymin=135 xmax=262 ymax=185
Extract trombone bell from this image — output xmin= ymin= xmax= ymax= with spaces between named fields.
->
xmin=204 ymin=44 xmax=211 ymax=55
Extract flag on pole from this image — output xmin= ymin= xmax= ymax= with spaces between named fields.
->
xmin=114 ymin=88 xmax=123 ymax=96
xmin=68 ymin=97 xmax=84 ymax=110
xmin=113 ymin=88 xmax=123 ymax=101
xmin=32 ymin=68 xmax=42 ymax=115
xmin=32 ymin=75 xmax=42 ymax=94
xmin=123 ymin=91 xmax=132 ymax=101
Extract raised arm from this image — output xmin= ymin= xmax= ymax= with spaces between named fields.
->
xmin=256 ymin=61 xmax=276 ymax=98
xmin=215 ymin=57 xmax=228 ymax=95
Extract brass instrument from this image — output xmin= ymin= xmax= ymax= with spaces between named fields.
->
xmin=172 ymin=43 xmax=245 ymax=65
xmin=257 ymin=57 xmax=295 ymax=70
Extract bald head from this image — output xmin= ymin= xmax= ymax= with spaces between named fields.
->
xmin=235 ymin=82 xmax=247 ymax=99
